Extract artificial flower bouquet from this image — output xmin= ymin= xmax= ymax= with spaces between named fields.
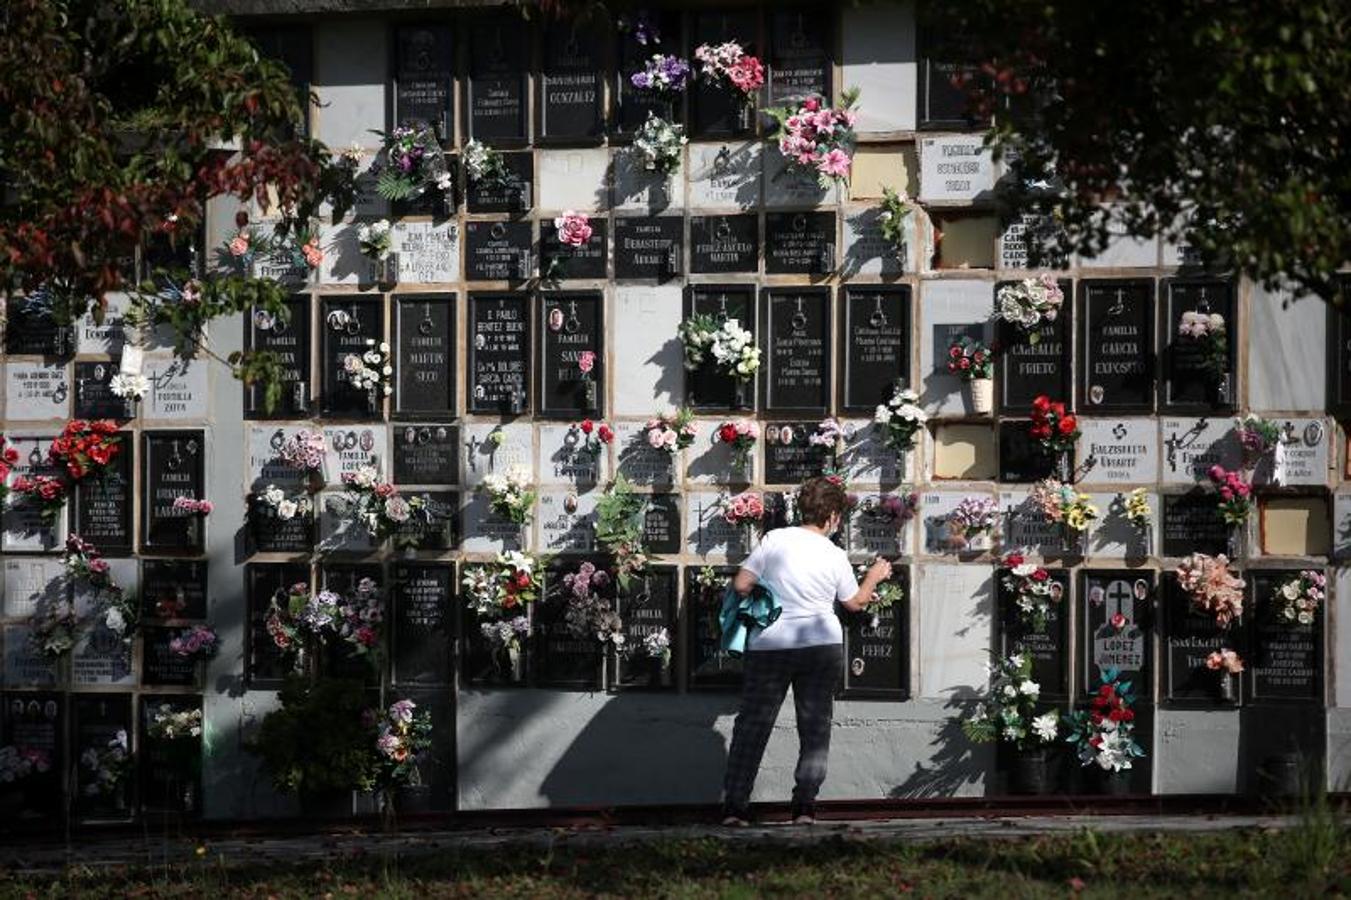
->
xmin=945 ymin=496 xmax=999 ymax=550
xmin=764 ymin=88 xmax=861 ymax=187
xmin=343 ymin=339 xmax=394 ymax=403
xmin=1122 ymin=488 xmax=1152 ymax=531
xmin=630 ymin=53 xmax=691 ymax=97
xmin=644 ymin=409 xmax=698 ymax=455
xmin=594 ymin=474 xmax=650 ymax=590
xmin=571 ymin=419 xmax=614 ymax=457
xmin=677 ymin=314 xmax=761 ymax=382
xmin=877 ymin=186 xmax=913 ymax=254
xmin=1029 ymin=395 xmax=1079 ymax=458
xmin=853 ymin=560 xmax=904 ymax=628
xmin=874 ymin=386 xmax=927 ymax=453
xmin=962 ymin=652 xmax=1059 ymax=750
xmin=1175 ymin=552 xmax=1245 ymax=628
xmin=340 ymin=464 xmax=429 ymax=544
xmin=372 ymin=698 xmax=433 ymax=791
xmin=265 ymin=578 xmax=383 ymax=662
xmin=631 ymin=112 xmax=686 ymax=175
xmin=372 ymin=125 xmax=452 ymax=201
xmin=554 ymin=210 xmax=593 ymax=248
xmin=994 ymin=275 xmax=1064 ymax=343
xmin=462 ymin=139 xmax=509 ymax=186
xmin=1064 ymin=669 xmax=1145 ymax=773
xmin=1206 ymin=465 xmax=1252 ymax=525
xmin=1273 ymin=570 xmax=1324 ymax=626
xmin=146 ymin=705 xmax=204 ymax=741
xmin=693 ymin=41 xmax=764 ymax=100
xmin=80 ymin=730 xmax=131 ymax=799
xmin=712 ymin=419 xmax=759 ymax=470
xmin=256 ymin=484 xmax=314 ymax=523
xmin=357 ymin=219 xmax=393 ymax=261
xmin=1177 ymin=308 xmax=1228 ymax=381
xmin=721 ymin=490 xmax=765 ymax=529
xmin=948 ymin=337 xmax=995 ymax=414
xmin=480 ymin=463 xmax=536 ymax=526
xmin=857 ymin=492 xmax=920 ymax=528
xmin=1000 ymin=553 xmax=1060 ymax=633
xmin=168 ymin=625 xmax=219 ymax=661
xmin=462 ymin=551 xmax=541 ymax=666
xmin=560 ymin=561 xmax=624 ymax=649
xmin=1029 ymin=478 xmax=1099 ymax=534
xmin=1235 ymin=414 xmax=1282 ymax=459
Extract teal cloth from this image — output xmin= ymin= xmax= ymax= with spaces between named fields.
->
xmin=719 ymin=583 xmax=782 ymax=657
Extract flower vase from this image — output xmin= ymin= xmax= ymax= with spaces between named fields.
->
xmin=1055 ymin=451 xmax=1072 ymax=483
xmin=1061 ymin=526 xmax=1084 ymax=556
xmin=1226 ymin=524 xmax=1246 ymax=561
xmin=733 ymin=379 xmax=750 ymax=410
xmin=737 ymin=102 xmax=755 ymax=132
xmin=1094 ymin=767 xmax=1132 ymax=796
xmin=966 ymin=378 xmax=994 ymax=415
xmin=583 ymin=379 xmax=598 ymax=411
xmin=1219 ymin=672 xmax=1238 ymax=704
xmin=380 ymin=253 xmax=398 ymax=285
xmin=508 ymin=644 xmax=525 ymax=684
xmin=1009 ymin=747 xmax=1053 ymax=795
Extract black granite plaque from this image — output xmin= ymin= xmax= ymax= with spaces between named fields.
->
xmin=614 ymin=217 xmax=682 ymax=280
xmin=465 ymin=152 xmax=533 ymax=213
xmin=765 ymin=212 xmax=836 ymax=275
xmin=461 ymin=602 xmax=528 ymax=687
xmin=249 ymin=491 xmax=313 ymax=554
xmin=392 ymin=423 xmax=459 ymax=485
xmin=762 ymin=422 xmax=828 ymax=485
xmin=395 ymin=489 xmax=458 ymax=551
xmin=841 ymin=286 xmax=909 ymax=412
xmin=689 ymin=215 xmax=758 ymax=274
xmin=541 ymin=219 xmax=608 ymax=281
xmin=769 ymin=10 xmax=831 ymax=106
xmin=468 ymin=292 xmax=530 ymax=415
xmin=999 ymin=420 xmax=1065 ymax=484
xmin=615 ymin=566 xmax=678 ymax=689
xmin=841 ymin=566 xmax=908 ymax=699
xmin=246 ymin=562 xmax=307 ymax=684
xmin=1247 ymin=571 xmax=1322 ymax=704
xmin=319 ymin=297 xmax=383 ymax=418
xmin=1164 ymin=279 xmax=1235 ymax=411
xmin=73 ymin=362 xmax=135 ymax=420
xmin=1080 ymin=279 xmax=1155 ymax=412
xmin=74 ymin=443 xmax=133 ymax=556
xmin=1 ymin=691 xmax=63 ymax=821
xmin=643 ymin=493 xmax=682 ymax=555
xmin=142 ymin=626 xmax=199 ymax=686
xmin=690 ymin=12 xmax=757 ymax=137
xmin=539 ymin=291 xmax=604 ymax=417
xmin=1081 ymin=569 xmax=1152 ymax=694
xmin=392 ymin=562 xmax=454 ymax=686
xmin=1163 ymin=574 xmax=1243 ymax=705
xmin=999 ymin=568 xmax=1070 ymax=698
xmin=466 ymin=18 xmax=527 ymax=143
xmin=321 ymin=564 xmax=383 ymax=682
xmin=141 ymin=559 xmax=208 ymax=621
xmin=465 ymin=220 xmax=533 ymax=281
xmin=917 ymin=38 xmax=985 ymax=129
xmin=540 ymin=21 xmax=604 ymax=140
xmin=998 ymin=280 xmax=1073 ymax=411
xmin=533 ymin=560 xmax=607 ymax=689
xmin=245 ymin=296 xmax=309 ymax=417
xmin=138 ymin=695 xmax=202 ymax=815
xmin=395 ymin=295 xmax=455 ymax=417
xmin=615 ymin=10 xmax=682 ymax=132
xmin=3 ymin=294 xmax=72 ymax=356
xmin=761 ymin=288 xmax=831 ymax=413
xmin=684 ymin=284 xmax=756 ymax=410
xmin=394 ymin=24 xmax=454 ymax=137
xmin=73 ymin=693 xmax=133 ymax=819
xmin=1161 ymin=490 xmax=1231 ymax=557
xmin=686 ymin=565 xmax=742 ymax=689
xmin=141 ymin=430 xmax=205 ymax=553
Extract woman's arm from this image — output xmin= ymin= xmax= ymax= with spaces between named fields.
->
xmin=839 ymin=557 xmax=893 ymax=612
xmin=733 ymin=567 xmax=759 ymax=596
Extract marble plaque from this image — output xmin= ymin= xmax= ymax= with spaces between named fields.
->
xmin=321 ymin=425 xmax=388 ymax=486
xmin=71 ymin=622 xmax=135 ymax=686
xmin=1077 ymin=419 xmax=1158 ymax=485
xmin=142 ymin=355 xmax=208 ymax=421
xmin=685 ymin=493 xmax=755 ymax=558
xmin=4 ymin=624 xmax=59 ymax=686
xmin=1160 ymin=417 xmax=1240 ymax=485
xmin=537 ymin=489 xmax=599 ymax=553
xmin=613 ymin=421 xmax=676 ymax=487
xmin=538 ymin=423 xmax=607 ymax=487
xmin=921 ymin=491 xmax=998 ymax=555
xmin=919 ymin=135 xmax=995 ymax=203
xmin=391 ymin=221 xmax=460 ymax=284
xmin=459 ymin=422 xmax=531 ymax=489
xmin=4 ymin=362 xmax=68 ymax=421
xmin=998 ymin=213 xmax=1070 ymax=271
xmin=688 ymin=141 xmax=761 ymax=209
xmin=459 ymin=492 xmax=526 ymax=554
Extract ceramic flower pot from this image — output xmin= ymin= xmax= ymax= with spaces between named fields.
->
xmin=1009 ymin=747 xmax=1054 ymax=795
xmin=967 ymin=378 xmax=994 ymax=415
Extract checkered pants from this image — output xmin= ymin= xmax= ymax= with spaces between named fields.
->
xmin=723 ymin=644 xmax=843 ymax=810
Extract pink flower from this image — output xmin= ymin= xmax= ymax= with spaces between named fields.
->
xmin=374 ymin=482 xmax=396 ymax=498
xmin=660 ymin=430 xmax=678 ymax=449
xmin=1110 ymin=612 xmax=1126 ymax=629
xmin=816 ymin=148 xmax=852 ymax=179
xmin=810 ymin=109 xmax=837 ymax=134
xmin=647 ymin=428 xmax=667 ymax=450
xmin=578 ymin=351 xmax=596 ymax=375
xmin=301 ymin=239 xmax=324 ymax=267
xmin=554 ymin=210 xmax=593 ymax=248
xmin=228 ymin=233 xmax=250 ymax=257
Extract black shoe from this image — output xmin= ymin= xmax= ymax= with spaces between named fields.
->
xmin=789 ymin=799 xmax=816 ymax=825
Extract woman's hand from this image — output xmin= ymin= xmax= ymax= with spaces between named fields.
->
xmin=841 ymin=556 xmax=893 ymax=612
xmin=865 ymin=557 xmax=892 ymax=587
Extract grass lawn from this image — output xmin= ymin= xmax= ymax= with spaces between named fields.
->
xmin=2 ymin=822 xmax=1348 ymax=899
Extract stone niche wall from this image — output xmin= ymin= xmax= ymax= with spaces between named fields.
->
xmin=1 ymin=3 xmax=1347 ymax=821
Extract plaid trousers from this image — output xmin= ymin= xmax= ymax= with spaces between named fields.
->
xmin=723 ymin=643 xmax=843 ymax=810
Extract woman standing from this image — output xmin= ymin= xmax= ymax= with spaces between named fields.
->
xmin=721 ymin=476 xmax=893 ymax=826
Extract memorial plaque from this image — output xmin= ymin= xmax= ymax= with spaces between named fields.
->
xmin=392 ymin=423 xmax=459 ymax=485
xmin=1079 ymin=419 xmax=1157 ymax=485
xmin=320 ymin=297 xmax=384 ymax=418
xmin=1 ymin=691 xmax=63 ymax=820
xmin=1161 ymin=490 xmax=1231 ymax=557
xmin=72 ymin=362 xmax=134 ymax=420
xmin=919 ymin=136 xmax=996 ymax=203
xmin=841 ymin=286 xmax=909 ymax=413
xmin=643 ymin=493 xmax=683 ymax=555
xmin=394 ymin=24 xmax=454 ymax=137
xmin=2 ymin=437 xmax=63 ymax=553
xmin=466 ymin=152 xmax=533 ymax=213
xmin=142 ymin=626 xmax=199 ymax=686
xmin=1081 ymin=569 xmax=1152 ymax=693
xmin=539 ymin=291 xmax=604 ymax=417
xmin=999 ymin=568 xmax=1070 ymax=698
xmin=246 ymin=563 xmax=307 ymax=683
xmin=391 ymin=220 xmax=460 ymax=283
xmin=998 ymin=281 xmax=1073 ymax=410
xmin=684 ymin=285 xmax=756 ymax=409
xmin=1080 ymin=280 xmax=1155 ymax=412
xmin=1164 ymin=279 xmax=1235 ymax=410
xmin=841 ymin=567 xmax=908 ymax=699
xmin=141 ymin=560 xmax=208 ymax=620
xmin=4 ymin=294 xmax=72 ymax=357
xmin=1161 ymin=416 xmax=1241 ymax=484
xmin=392 ymin=562 xmax=454 ymax=686
xmin=139 ymin=695 xmax=202 ymax=814
xmin=689 ymin=215 xmax=758 ymax=274
xmin=534 ymin=560 xmax=607 ymax=689
xmin=141 ymin=431 xmax=205 ymax=553
xmin=73 ymin=694 xmax=133 ymax=819
xmin=541 ymin=219 xmax=607 ymax=281
xmin=395 ymin=490 xmax=458 ymax=551
xmin=615 ymin=10 xmax=682 ymax=132
xmin=686 ymin=565 xmax=742 ymax=689
xmin=466 ymin=18 xmax=527 ymax=143
xmin=540 ymin=21 xmax=604 ymax=140
xmin=614 ymin=421 xmax=675 ymax=487
xmin=917 ymin=35 xmax=985 ymax=129
xmin=74 ymin=442 xmax=133 ymax=556
xmin=537 ymin=490 xmax=598 ymax=553
xmin=395 ymin=295 xmax=456 ymax=417
xmin=614 ymin=566 xmax=678 ymax=689
xmin=4 ymin=623 xmax=58 ymax=686
xmin=249 ymin=491 xmax=314 ymax=554
xmin=245 ymin=296 xmax=310 ymax=418
xmin=999 ymin=420 xmax=1062 ymax=484
xmin=465 ymin=220 xmax=533 ymax=281
xmin=763 ymin=422 xmax=828 ymax=485
xmin=1247 ymin=571 xmax=1322 ymax=704
xmin=468 ymin=292 xmax=530 ymax=415
xmin=761 ymin=289 xmax=831 ymax=414
xmin=142 ymin=356 xmax=207 ymax=421
xmin=1163 ymin=574 xmax=1243 ymax=705
xmin=614 ymin=217 xmax=682 ymax=280
xmin=4 ymin=361 xmax=69 ymax=420
xmin=765 ymin=211 xmax=835 ymax=275
xmin=243 ymin=24 xmax=311 ymax=133
xmin=690 ymin=12 xmax=757 ymax=137
xmin=769 ymin=9 xmax=831 ymax=106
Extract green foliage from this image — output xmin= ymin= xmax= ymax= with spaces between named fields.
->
xmin=247 ymin=676 xmax=377 ymax=797
xmin=594 ymin=474 xmax=650 ymax=591
xmin=878 ymin=186 xmax=913 ymax=251
xmin=376 ymin=168 xmax=418 ymax=202
xmin=920 ymin=0 xmax=1351 ymax=304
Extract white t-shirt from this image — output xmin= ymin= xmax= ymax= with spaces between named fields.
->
xmin=739 ymin=527 xmax=857 ymax=650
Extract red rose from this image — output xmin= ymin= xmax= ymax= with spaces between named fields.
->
xmin=1058 ymin=415 xmax=1077 ymax=435
xmin=66 ymin=420 xmax=90 ymax=435
xmin=1004 ymin=553 xmax=1024 ymax=567
xmin=1031 ymin=569 xmax=1049 ymax=581
xmin=1050 ymin=402 xmax=1065 ymax=418
xmin=972 ymin=352 xmax=985 ymax=364
xmin=598 ymin=425 xmax=614 ymax=443
xmin=1029 ymin=425 xmax=1052 ymax=440
xmin=502 ymin=594 xmax=518 ymax=609
xmin=958 ymin=358 xmax=970 ymax=370
xmin=38 ymin=479 xmax=62 ymax=500
xmin=1122 ymin=709 xmax=1135 ymax=722
xmin=49 ymin=437 xmax=71 ymax=456
xmin=514 ymin=571 xmax=532 ymax=589
xmin=3 ymin=447 xmax=18 ymax=465
xmin=1110 ymin=612 xmax=1126 ymax=629
xmin=719 ymin=424 xmax=738 ymax=444
xmin=1098 ymin=684 xmax=1115 ymax=698
xmin=87 ymin=444 xmax=112 ymax=466
xmin=1108 ymin=708 xmax=1125 ymax=722
xmin=1090 ymin=712 xmax=1104 ymax=726
xmin=580 ymin=419 xmax=594 ymax=435
xmin=1031 ymin=395 xmax=1051 ymax=413
xmin=949 ymin=345 xmax=963 ymax=359
xmin=91 ymin=420 xmax=119 ymax=436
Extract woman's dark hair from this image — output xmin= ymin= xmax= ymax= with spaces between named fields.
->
xmin=797 ymin=476 xmax=848 ymax=527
